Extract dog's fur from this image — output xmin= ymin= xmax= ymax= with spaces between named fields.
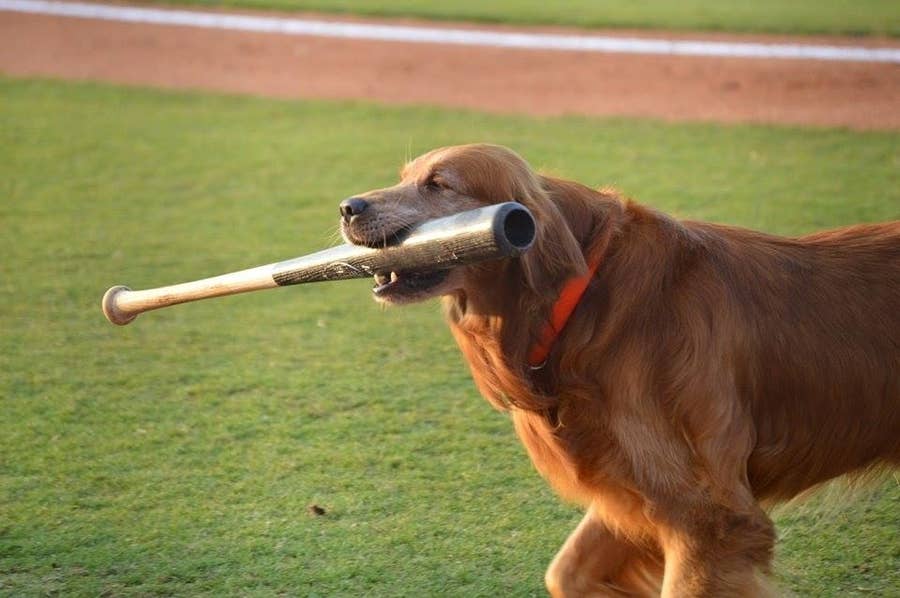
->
xmin=341 ymin=144 xmax=900 ymax=597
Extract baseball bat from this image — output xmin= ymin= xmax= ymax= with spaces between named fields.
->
xmin=102 ymin=202 xmax=535 ymax=325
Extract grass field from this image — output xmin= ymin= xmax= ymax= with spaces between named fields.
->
xmin=156 ymin=0 xmax=900 ymax=37
xmin=1 ymin=78 xmax=898 ymax=596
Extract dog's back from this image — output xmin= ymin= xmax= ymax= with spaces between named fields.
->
xmin=688 ymin=220 xmax=900 ymax=500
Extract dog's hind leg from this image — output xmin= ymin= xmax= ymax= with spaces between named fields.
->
xmin=545 ymin=506 xmax=662 ymax=597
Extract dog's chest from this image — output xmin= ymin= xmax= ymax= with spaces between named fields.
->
xmin=511 ymin=409 xmax=598 ymax=504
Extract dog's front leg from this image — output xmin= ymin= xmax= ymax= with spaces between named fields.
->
xmin=656 ymin=502 xmax=776 ymax=598
xmin=545 ymin=505 xmax=662 ymax=597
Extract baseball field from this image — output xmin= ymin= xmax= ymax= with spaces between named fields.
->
xmin=1 ymin=2 xmax=898 ymax=596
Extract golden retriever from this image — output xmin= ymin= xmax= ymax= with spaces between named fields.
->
xmin=339 ymin=144 xmax=900 ymax=597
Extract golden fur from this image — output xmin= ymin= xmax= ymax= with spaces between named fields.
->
xmin=341 ymin=144 xmax=900 ymax=597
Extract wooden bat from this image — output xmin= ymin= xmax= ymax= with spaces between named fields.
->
xmin=102 ymin=202 xmax=535 ymax=325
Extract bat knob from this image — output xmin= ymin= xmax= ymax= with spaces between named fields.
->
xmin=102 ymin=285 xmax=137 ymax=326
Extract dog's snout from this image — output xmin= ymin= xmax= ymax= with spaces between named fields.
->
xmin=340 ymin=197 xmax=369 ymax=222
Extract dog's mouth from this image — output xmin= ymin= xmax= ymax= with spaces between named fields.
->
xmin=372 ymin=269 xmax=450 ymax=299
xmin=342 ymin=218 xmax=452 ymax=301
xmin=358 ymin=226 xmax=411 ymax=249
xmin=341 ymin=219 xmax=413 ymax=250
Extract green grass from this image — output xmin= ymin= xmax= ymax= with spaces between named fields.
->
xmin=1 ymin=78 xmax=898 ymax=597
xmin=153 ymin=0 xmax=900 ymax=37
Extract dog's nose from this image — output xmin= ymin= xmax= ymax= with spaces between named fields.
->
xmin=340 ymin=197 xmax=369 ymax=222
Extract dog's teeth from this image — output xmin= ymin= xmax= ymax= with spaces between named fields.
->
xmin=390 ymin=271 xmax=399 ymax=282
xmin=374 ymin=272 xmax=389 ymax=286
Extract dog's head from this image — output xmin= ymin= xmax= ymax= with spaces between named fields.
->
xmin=340 ymin=144 xmax=585 ymax=304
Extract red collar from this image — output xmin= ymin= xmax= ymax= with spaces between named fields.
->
xmin=527 ymin=231 xmax=611 ymax=369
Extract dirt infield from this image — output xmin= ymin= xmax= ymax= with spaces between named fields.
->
xmin=1 ymin=5 xmax=899 ymax=130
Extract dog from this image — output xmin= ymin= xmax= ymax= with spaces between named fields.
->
xmin=339 ymin=144 xmax=900 ymax=596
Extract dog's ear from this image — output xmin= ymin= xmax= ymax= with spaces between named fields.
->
xmin=449 ymin=144 xmax=586 ymax=292
xmin=513 ymin=174 xmax=587 ymax=293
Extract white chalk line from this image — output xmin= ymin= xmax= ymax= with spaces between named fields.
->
xmin=2 ymin=0 xmax=899 ymax=64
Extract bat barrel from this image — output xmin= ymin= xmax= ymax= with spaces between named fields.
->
xmin=270 ymin=202 xmax=534 ymax=285
xmin=101 ymin=202 xmax=534 ymax=325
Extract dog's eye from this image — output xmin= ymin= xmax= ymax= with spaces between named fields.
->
xmin=424 ymin=175 xmax=448 ymax=192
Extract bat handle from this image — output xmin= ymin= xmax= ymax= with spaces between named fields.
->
xmin=102 ymin=285 xmax=139 ymax=325
xmin=101 ymin=263 xmax=279 ymax=325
